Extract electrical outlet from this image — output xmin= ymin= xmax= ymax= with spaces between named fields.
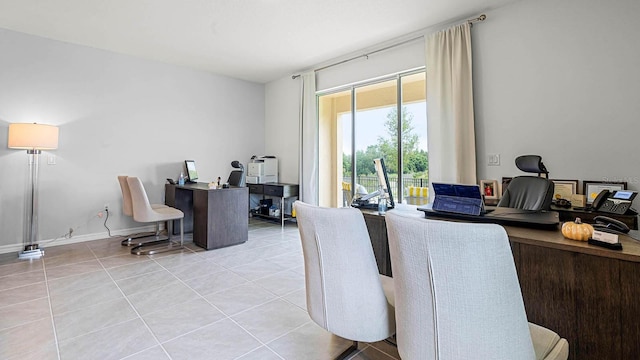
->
xmin=104 ymin=204 xmax=109 ymax=212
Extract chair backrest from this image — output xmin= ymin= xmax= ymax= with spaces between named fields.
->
xmin=497 ymin=176 xmax=554 ymax=211
xmin=227 ymin=170 xmax=245 ymax=187
xmin=118 ymin=176 xmax=134 ymax=217
xmin=126 ymin=177 xmax=155 ymax=223
xmin=294 ymin=201 xmax=395 ymax=342
xmin=385 ymin=211 xmax=536 ymax=360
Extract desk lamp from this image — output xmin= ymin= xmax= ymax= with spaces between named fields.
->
xmin=8 ymin=123 xmax=59 ymax=260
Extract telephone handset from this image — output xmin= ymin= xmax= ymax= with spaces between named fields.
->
xmin=591 ymin=189 xmax=637 ymax=215
xmin=591 ymin=190 xmax=610 ymax=210
xmin=593 ymin=215 xmax=630 ymax=234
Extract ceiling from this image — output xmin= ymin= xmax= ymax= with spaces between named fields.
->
xmin=0 ymin=0 xmax=518 ymax=84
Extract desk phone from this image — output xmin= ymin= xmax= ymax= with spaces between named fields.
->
xmin=592 ymin=190 xmax=637 ymax=215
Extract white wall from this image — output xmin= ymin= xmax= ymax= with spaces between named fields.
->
xmin=473 ymin=0 xmax=640 ymax=190
xmin=266 ymin=0 xmax=640 ymax=200
xmin=0 ymin=28 xmax=265 ymax=252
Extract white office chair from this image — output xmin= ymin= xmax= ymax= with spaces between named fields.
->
xmin=385 ymin=211 xmax=569 ymax=360
xmin=126 ymin=177 xmax=185 ymax=255
xmin=117 ymin=175 xmax=169 ymax=246
xmin=294 ymin=201 xmax=396 ymax=359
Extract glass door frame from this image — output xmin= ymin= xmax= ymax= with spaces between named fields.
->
xmin=317 ymin=67 xmax=425 ymax=205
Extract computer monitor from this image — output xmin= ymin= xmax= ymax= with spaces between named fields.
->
xmin=373 ymin=158 xmax=394 ymax=209
xmin=184 ymin=160 xmax=198 ymax=183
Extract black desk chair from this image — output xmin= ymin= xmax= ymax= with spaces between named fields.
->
xmin=227 ymin=160 xmax=245 ymax=187
xmin=498 ymin=155 xmax=554 ymax=211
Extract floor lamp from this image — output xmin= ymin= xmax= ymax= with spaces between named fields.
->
xmin=8 ymin=123 xmax=59 ymax=260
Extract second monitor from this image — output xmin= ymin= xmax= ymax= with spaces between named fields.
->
xmin=185 ymin=160 xmax=199 ymax=183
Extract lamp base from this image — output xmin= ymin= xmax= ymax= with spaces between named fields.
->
xmin=19 ymin=244 xmax=44 ymax=260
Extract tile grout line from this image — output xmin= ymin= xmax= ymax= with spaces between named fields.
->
xmin=151 ymin=248 xmax=291 ymax=360
xmin=43 ymin=252 xmax=65 ymax=360
xmin=149 ymin=252 xmax=277 ymax=359
xmin=90 ymin=245 xmax=173 ymax=360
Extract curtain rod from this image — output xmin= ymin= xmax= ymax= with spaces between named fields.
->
xmin=292 ymin=13 xmax=486 ymax=79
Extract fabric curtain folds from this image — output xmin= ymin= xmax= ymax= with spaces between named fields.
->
xmin=299 ymin=72 xmax=319 ymax=205
xmin=426 ymin=22 xmax=477 ymax=200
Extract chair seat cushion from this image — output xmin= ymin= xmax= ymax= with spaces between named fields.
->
xmin=379 ymin=275 xmax=395 ymax=307
xmin=152 ymin=206 xmax=184 ymax=221
xmin=529 ymin=322 xmax=568 ymax=360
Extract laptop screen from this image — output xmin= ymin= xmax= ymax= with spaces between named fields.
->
xmin=432 ymin=183 xmax=483 ymax=199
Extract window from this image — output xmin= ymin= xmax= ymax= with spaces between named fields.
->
xmin=318 ymin=70 xmax=427 ymax=207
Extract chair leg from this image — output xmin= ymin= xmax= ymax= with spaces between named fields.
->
xmin=130 ymin=220 xmax=184 ymax=256
xmin=335 ymin=341 xmax=359 ymax=360
xmin=384 ymin=335 xmax=397 ymax=347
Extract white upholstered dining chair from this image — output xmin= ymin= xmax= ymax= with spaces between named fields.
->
xmin=126 ymin=177 xmax=184 ymax=255
xmin=294 ymin=201 xmax=396 ymax=359
xmin=385 ymin=211 xmax=568 ymax=360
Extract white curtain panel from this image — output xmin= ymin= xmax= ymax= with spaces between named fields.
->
xmin=299 ymin=72 xmax=319 ymax=205
xmin=426 ymin=22 xmax=477 ymax=200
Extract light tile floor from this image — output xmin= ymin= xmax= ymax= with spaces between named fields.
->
xmin=0 ymin=219 xmax=399 ymax=360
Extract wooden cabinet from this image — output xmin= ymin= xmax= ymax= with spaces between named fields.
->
xmin=363 ymin=210 xmax=640 ymax=360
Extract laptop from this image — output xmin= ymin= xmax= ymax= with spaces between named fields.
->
xmin=431 ymin=182 xmax=488 ymax=216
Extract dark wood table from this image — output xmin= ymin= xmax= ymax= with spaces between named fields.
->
xmin=361 ymin=209 xmax=640 ymax=360
xmin=165 ymin=183 xmax=248 ymax=250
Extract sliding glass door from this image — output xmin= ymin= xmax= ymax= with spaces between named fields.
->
xmin=318 ymin=69 xmax=427 ymax=207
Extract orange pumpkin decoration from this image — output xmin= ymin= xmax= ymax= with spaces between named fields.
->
xmin=561 ymin=217 xmax=593 ymax=241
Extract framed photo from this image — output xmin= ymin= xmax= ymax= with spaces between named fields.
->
xmin=550 ymin=179 xmax=578 ymax=201
xmin=480 ymin=180 xmax=499 ymax=199
xmin=501 ymin=177 xmax=512 ymax=196
xmin=583 ymin=181 xmax=627 ymax=204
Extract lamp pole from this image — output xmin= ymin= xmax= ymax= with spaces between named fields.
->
xmin=22 ymin=149 xmax=41 ymax=255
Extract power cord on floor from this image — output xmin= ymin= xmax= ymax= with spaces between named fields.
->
xmin=103 ymin=208 xmax=113 ymax=237
xmin=39 ymin=208 xmax=114 ymax=246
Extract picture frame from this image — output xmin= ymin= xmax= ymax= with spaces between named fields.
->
xmin=480 ymin=179 xmax=499 ymax=199
xmin=550 ymin=179 xmax=579 ymax=201
xmin=583 ymin=181 xmax=627 ymax=204
xmin=501 ymin=177 xmax=512 ymax=196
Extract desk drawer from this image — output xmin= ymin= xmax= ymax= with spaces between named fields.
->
xmin=263 ymin=184 xmax=283 ymax=197
xmin=248 ymin=184 xmax=263 ymax=194
xmin=264 ymin=184 xmax=299 ymax=198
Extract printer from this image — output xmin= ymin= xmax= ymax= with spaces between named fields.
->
xmin=247 ymin=156 xmax=278 ymax=184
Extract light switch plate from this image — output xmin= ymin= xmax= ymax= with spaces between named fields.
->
xmin=488 ymin=154 xmax=500 ymax=166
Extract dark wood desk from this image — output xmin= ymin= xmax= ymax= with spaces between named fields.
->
xmin=362 ymin=210 xmax=640 ymax=360
xmin=165 ymin=183 xmax=248 ymax=250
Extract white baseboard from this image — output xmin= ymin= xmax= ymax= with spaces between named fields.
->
xmin=0 ymin=225 xmax=159 ymax=255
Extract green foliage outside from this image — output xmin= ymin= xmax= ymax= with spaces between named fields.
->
xmin=343 ymin=106 xmax=428 ymax=180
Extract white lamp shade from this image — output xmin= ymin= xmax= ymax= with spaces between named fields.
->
xmin=8 ymin=123 xmax=59 ymax=150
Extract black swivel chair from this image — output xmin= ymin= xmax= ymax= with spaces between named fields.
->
xmin=497 ymin=155 xmax=555 ymax=211
xmin=227 ymin=160 xmax=245 ymax=187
